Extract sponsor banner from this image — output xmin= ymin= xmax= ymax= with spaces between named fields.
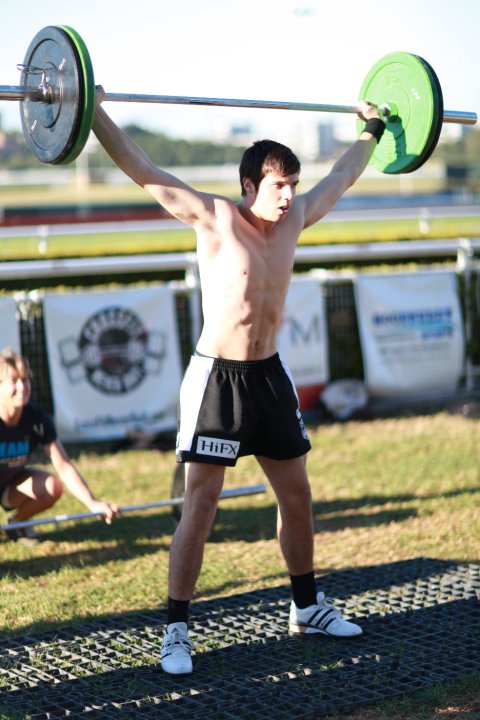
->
xmin=277 ymin=279 xmax=329 ymax=409
xmin=43 ymin=286 xmax=183 ymax=440
xmin=355 ymin=271 xmax=464 ymax=397
xmin=0 ymin=297 xmax=20 ymax=352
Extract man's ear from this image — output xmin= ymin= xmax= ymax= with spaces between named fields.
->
xmin=243 ymin=178 xmax=255 ymax=195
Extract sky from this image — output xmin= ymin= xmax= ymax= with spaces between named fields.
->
xmin=1 ymin=0 xmax=479 ymax=147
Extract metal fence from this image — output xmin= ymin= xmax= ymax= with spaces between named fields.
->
xmin=5 ymin=237 xmax=480 ymax=416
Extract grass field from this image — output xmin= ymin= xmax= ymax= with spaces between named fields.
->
xmin=2 ymin=215 xmax=480 ymax=262
xmin=0 ymin=411 xmax=479 ymax=717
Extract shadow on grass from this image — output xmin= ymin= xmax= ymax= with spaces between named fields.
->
xmin=210 ymin=484 xmax=480 ymax=542
xmin=1 ymin=484 xmax=478 ymax=583
xmin=0 ymin=512 xmax=174 ymax=580
xmin=0 ymin=558 xmax=478 ymax=719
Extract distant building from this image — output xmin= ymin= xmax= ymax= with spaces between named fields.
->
xmin=212 ymin=120 xmax=254 ymax=146
xmin=318 ymin=122 xmax=337 ymax=158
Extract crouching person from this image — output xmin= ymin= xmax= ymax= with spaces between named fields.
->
xmin=0 ymin=348 xmax=118 ymax=544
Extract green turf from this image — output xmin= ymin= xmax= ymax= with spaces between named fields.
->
xmin=1 ymin=214 xmax=478 ymax=262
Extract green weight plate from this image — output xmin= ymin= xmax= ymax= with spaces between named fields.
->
xmin=357 ymin=52 xmax=442 ymax=174
xmin=20 ymin=26 xmax=83 ymax=164
xmin=55 ymin=26 xmax=95 ymax=165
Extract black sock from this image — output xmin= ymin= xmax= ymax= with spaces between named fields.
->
xmin=289 ymin=571 xmax=317 ymax=608
xmin=167 ymin=597 xmax=190 ymax=625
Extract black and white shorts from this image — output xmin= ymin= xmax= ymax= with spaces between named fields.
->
xmin=176 ymin=352 xmax=311 ymax=466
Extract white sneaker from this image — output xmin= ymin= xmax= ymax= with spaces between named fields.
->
xmin=161 ymin=622 xmax=195 ymax=675
xmin=289 ymin=591 xmax=362 ymax=637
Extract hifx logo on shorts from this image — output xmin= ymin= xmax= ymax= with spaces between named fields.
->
xmin=196 ymin=436 xmax=240 ymax=459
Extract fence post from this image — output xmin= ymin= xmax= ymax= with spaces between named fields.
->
xmin=457 ymin=238 xmax=474 ymax=391
xmin=37 ymin=224 xmax=49 ymax=255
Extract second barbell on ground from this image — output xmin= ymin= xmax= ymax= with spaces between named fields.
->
xmin=0 ymin=483 xmax=267 ymax=532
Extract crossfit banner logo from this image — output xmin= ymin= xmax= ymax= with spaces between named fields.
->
xmin=58 ymin=306 xmax=166 ymax=395
xmin=43 ymin=286 xmax=183 ymax=441
xmin=196 ymin=436 xmax=240 ymax=459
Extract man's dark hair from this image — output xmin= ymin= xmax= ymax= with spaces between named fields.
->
xmin=239 ymin=139 xmax=301 ymax=196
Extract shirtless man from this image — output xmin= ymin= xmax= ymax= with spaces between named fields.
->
xmin=0 ymin=348 xmax=118 ymax=544
xmin=92 ymin=93 xmax=385 ymax=674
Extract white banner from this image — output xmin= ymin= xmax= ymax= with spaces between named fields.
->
xmin=355 ymin=271 xmax=464 ymax=397
xmin=277 ymin=279 xmax=329 ymax=408
xmin=0 ymin=297 xmax=20 ymax=352
xmin=43 ymin=286 xmax=183 ymax=440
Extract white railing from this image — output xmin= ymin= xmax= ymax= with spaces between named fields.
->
xmin=1 ymin=238 xmax=479 ymax=280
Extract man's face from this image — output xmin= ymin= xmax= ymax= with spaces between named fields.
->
xmin=248 ymin=171 xmax=300 ymax=222
xmin=0 ymin=370 xmax=31 ymax=409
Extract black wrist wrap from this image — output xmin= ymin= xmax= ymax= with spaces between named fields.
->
xmin=364 ymin=117 xmax=386 ymax=143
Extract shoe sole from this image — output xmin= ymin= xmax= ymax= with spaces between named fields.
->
xmin=289 ymin=623 xmax=362 ymax=637
xmin=161 ymin=662 xmax=193 ymax=675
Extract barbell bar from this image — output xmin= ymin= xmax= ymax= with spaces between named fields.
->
xmin=1 ymin=25 xmax=478 ymax=172
xmin=0 ymin=483 xmax=267 ymax=532
xmin=0 ymin=85 xmax=476 ymax=125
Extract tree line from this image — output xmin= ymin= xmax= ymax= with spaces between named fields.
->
xmin=0 ymin=124 xmax=244 ymax=170
xmin=1 ymin=121 xmax=479 ymax=189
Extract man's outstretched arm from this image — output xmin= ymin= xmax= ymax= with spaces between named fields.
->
xmin=300 ymin=102 xmax=385 ymax=228
xmin=92 ymin=91 xmax=213 ymax=226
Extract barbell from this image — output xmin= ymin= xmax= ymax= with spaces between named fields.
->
xmin=0 ymin=483 xmax=267 ymax=532
xmin=0 ymin=25 xmax=477 ymax=172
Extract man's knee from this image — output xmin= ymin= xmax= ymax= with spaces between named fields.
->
xmin=281 ymin=476 xmax=312 ymax=516
xmin=182 ymin=466 xmax=224 ymax=529
xmin=185 ymin=484 xmax=219 ymax=524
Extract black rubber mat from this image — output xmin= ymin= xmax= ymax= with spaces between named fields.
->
xmin=0 ymin=557 xmax=478 ymax=719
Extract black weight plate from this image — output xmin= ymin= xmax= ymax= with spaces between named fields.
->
xmin=20 ymin=26 xmax=84 ymax=164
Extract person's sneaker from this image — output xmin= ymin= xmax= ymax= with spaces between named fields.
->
xmin=161 ymin=622 xmax=195 ymax=675
xmin=3 ymin=520 xmax=42 ymax=546
xmin=289 ymin=591 xmax=362 ymax=637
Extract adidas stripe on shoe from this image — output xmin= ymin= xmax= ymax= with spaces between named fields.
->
xmin=289 ymin=591 xmax=362 ymax=637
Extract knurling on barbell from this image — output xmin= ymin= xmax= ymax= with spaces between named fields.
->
xmin=0 ymin=25 xmax=477 ymax=171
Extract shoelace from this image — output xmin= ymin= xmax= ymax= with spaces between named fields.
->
xmin=162 ymin=630 xmax=195 ymax=656
xmin=319 ymin=595 xmax=340 ymax=617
